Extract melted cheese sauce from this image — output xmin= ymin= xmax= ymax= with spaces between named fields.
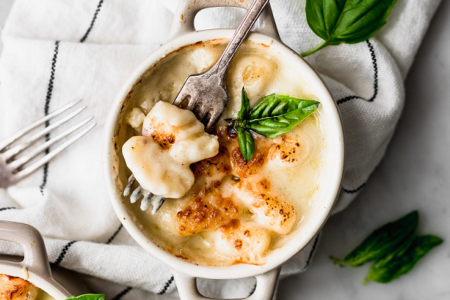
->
xmin=116 ymin=39 xmax=326 ymax=266
xmin=0 ymin=275 xmax=55 ymax=300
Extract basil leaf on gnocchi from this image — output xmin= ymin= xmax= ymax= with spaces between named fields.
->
xmin=247 ymin=97 xmax=319 ymax=138
xmin=235 ymin=89 xmax=319 ymax=138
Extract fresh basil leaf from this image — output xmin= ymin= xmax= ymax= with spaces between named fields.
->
xmin=66 ymin=295 xmax=105 ymax=300
xmin=364 ymin=235 xmax=443 ymax=284
xmin=238 ymin=87 xmax=251 ymax=120
xmin=330 ymin=211 xmax=418 ymax=267
xmin=305 ymin=0 xmax=346 ymax=43
xmin=237 ymin=127 xmax=255 ymax=162
xmin=246 ymin=94 xmax=319 ymax=138
xmin=302 ymin=0 xmax=398 ymax=56
xmin=249 ymin=94 xmax=318 ymax=120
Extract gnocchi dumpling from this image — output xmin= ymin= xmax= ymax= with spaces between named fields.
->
xmin=227 ymin=54 xmax=276 ymax=102
xmin=235 ymin=178 xmax=296 ymax=234
xmin=189 ymin=47 xmax=220 ymax=73
xmin=122 ymin=101 xmax=219 ymax=198
xmin=268 ymin=135 xmax=313 ymax=168
xmin=212 ymin=219 xmax=270 ymax=262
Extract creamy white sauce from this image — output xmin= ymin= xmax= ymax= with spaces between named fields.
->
xmin=36 ymin=290 xmax=55 ymax=300
xmin=117 ymin=39 xmax=326 ymax=266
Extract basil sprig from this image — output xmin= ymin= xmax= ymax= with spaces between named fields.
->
xmin=364 ymin=235 xmax=443 ymax=284
xmin=66 ymin=295 xmax=105 ymax=300
xmin=234 ymin=87 xmax=319 ymax=161
xmin=302 ymin=0 xmax=398 ymax=57
xmin=330 ymin=211 xmax=419 ymax=267
xmin=246 ymin=95 xmax=320 ymax=139
xmin=331 ymin=211 xmax=443 ymax=284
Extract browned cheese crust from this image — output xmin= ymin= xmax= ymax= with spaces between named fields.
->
xmin=238 ymin=179 xmax=295 ymax=233
xmin=176 ymin=196 xmax=239 ymax=236
xmin=142 ymin=119 xmax=176 ymax=150
xmin=173 ymin=125 xmax=297 ymax=246
xmin=215 ymin=219 xmax=271 ymax=264
xmin=0 ymin=275 xmax=39 ymax=300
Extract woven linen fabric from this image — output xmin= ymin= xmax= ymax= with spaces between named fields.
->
xmin=0 ymin=0 xmax=441 ymax=299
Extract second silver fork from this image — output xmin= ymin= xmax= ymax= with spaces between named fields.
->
xmin=0 ymin=99 xmax=96 ymax=188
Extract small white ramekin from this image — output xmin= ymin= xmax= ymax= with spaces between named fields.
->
xmin=103 ymin=1 xmax=344 ymax=299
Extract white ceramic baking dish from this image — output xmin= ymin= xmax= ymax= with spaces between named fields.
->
xmin=103 ymin=0 xmax=344 ymax=299
xmin=0 ymin=221 xmax=71 ymax=300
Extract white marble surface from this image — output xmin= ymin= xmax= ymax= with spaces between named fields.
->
xmin=0 ymin=0 xmax=13 ymax=54
xmin=1 ymin=1 xmax=449 ymax=299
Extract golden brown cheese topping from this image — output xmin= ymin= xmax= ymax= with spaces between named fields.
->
xmin=230 ymin=147 xmax=266 ymax=178
xmin=146 ymin=122 xmax=175 ymax=150
xmin=236 ymin=178 xmax=296 ymax=235
xmin=176 ymin=196 xmax=239 ymax=236
xmin=213 ymin=219 xmax=270 ymax=264
xmin=0 ymin=275 xmax=38 ymax=300
xmin=168 ymin=125 xmax=296 ymax=258
xmin=0 ymin=275 xmax=54 ymax=300
xmin=191 ymin=146 xmax=232 ymax=178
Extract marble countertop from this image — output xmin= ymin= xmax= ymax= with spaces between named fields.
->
xmin=1 ymin=1 xmax=449 ymax=299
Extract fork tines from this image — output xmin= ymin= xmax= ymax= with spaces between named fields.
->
xmin=0 ymin=99 xmax=96 ymax=188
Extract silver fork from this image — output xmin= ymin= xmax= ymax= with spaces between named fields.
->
xmin=173 ymin=0 xmax=270 ymax=131
xmin=125 ymin=0 xmax=270 ymax=213
xmin=0 ymin=99 xmax=96 ymax=188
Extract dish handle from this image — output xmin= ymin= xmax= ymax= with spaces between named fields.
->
xmin=174 ymin=267 xmax=281 ymax=300
xmin=168 ymin=0 xmax=281 ymax=42
xmin=0 ymin=221 xmax=53 ymax=279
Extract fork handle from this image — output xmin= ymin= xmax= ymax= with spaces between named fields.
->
xmin=168 ymin=0 xmax=279 ymax=42
xmin=209 ymin=0 xmax=271 ymax=78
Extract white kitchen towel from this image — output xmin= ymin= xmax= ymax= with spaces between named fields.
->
xmin=0 ymin=0 xmax=441 ymax=299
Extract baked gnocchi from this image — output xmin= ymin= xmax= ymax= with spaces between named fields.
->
xmin=123 ymin=101 xmax=219 ymax=198
xmin=227 ymin=53 xmax=276 ymax=103
xmin=117 ymin=39 xmax=325 ymax=266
